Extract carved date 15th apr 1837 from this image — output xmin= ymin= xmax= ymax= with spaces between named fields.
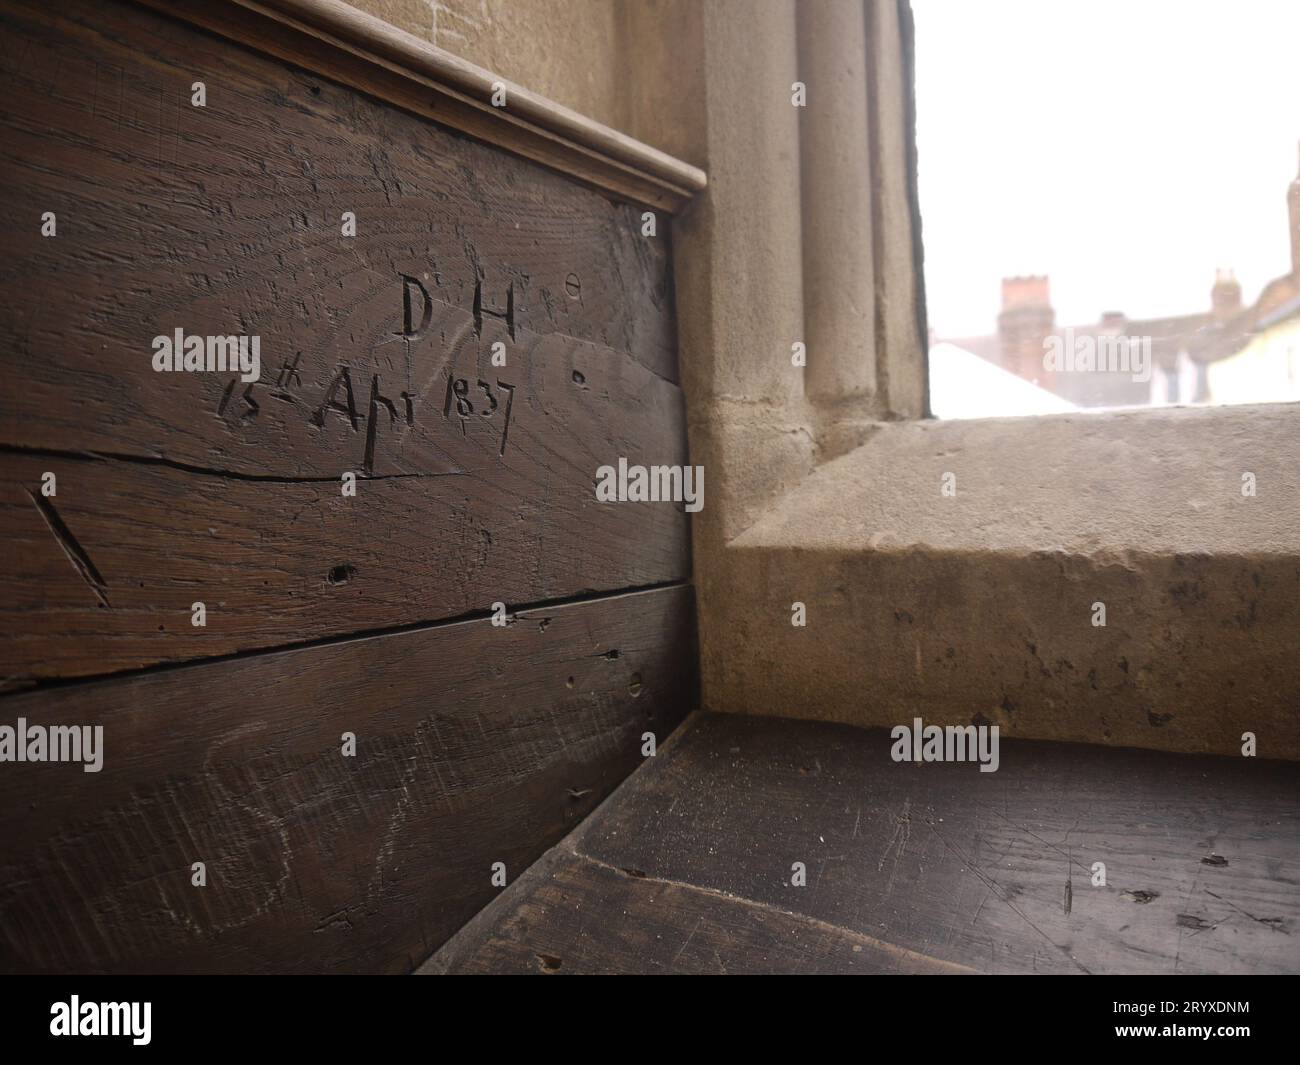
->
xmin=214 ymin=273 xmax=520 ymax=474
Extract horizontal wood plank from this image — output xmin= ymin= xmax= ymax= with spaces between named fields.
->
xmin=136 ymin=0 xmax=706 ymax=213
xmin=0 ymin=586 xmax=696 ymax=974
xmin=0 ymin=0 xmax=691 ymax=682
xmin=425 ymin=846 xmax=971 ymax=975
xmin=0 ymin=0 xmax=679 ymax=455
xmin=0 ymin=329 xmax=689 ymax=681
xmin=429 ymin=713 xmax=1300 ymax=974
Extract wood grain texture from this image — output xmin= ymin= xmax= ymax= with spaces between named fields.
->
xmin=0 ymin=0 xmax=677 ymax=389
xmin=0 ymin=586 xmax=696 ymax=974
xmin=0 ymin=0 xmax=690 ymax=682
xmin=429 ymin=713 xmax=1300 ymax=974
xmin=134 ymin=0 xmax=706 ymax=213
xmin=0 ymin=330 xmax=689 ymax=680
xmin=424 ymin=846 xmax=972 ymax=975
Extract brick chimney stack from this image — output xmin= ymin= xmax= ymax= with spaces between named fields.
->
xmin=1290 ymin=140 xmax=1300 ymax=277
xmin=997 ymin=275 xmax=1054 ymax=384
xmin=1211 ymin=268 xmax=1242 ymax=321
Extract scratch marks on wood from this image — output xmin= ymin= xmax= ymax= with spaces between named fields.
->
xmin=28 ymin=490 xmax=110 ymax=607
xmin=1064 ymin=835 xmax=1073 ymax=915
xmin=0 ymin=586 xmax=695 ymax=973
xmin=876 ymin=798 xmax=911 ymax=897
xmin=1203 ymin=889 xmax=1290 ymax=935
xmin=436 ymin=715 xmax=1300 ymax=974
xmin=922 ymin=816 xmax=1093 ymax=975
xmin=672 ymin=916 xmax=703 ymax=964
xmin=430 ymin=848 xmax=980 ymax=975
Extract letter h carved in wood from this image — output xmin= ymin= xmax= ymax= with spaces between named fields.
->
xmin=473 ymin=275 xmax=517 ymax=341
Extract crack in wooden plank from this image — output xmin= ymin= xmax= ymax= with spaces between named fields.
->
xmin=2 ymin=443 xmax=463 ymax=484
xmin=569 ymin=846 xmax=977 ymax=974
xmin=0 ymin=580 xmax=692 ymax=699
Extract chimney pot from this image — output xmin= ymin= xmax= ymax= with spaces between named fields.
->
xmin=1000 ymin=275 xmax=1051 ymax=310
xmin=1211 ymin=267 xmax=1243 ymax=320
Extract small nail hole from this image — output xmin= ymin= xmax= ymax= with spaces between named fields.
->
xmin=327 ymin=564 xmax=357 ymax=585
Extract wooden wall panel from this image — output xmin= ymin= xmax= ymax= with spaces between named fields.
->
xmin=0 ymin=0 xmax=677 ymax=390
xmin=0 ymin=0 xmax=700 ymax=976
xmin=0 ymin=0 xmax=690 ymax=684
xmin=0 ymin=330 xmax=689 ymax=681
xmin=0 ymin=586 xmax=695 ymax=974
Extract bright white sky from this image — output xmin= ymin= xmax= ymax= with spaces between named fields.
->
xmin=913 ymin=0 xmax=1300 ymax=338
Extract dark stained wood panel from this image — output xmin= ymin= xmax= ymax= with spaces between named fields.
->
xmin=428 ymin=713 xmax=1300 ymax=974
xmin=0 ymin=0 xmax=690 ymax=683
xmin=134 ymin=0 xmax=706 ymax=213
xmin=425 ymin=846 xmax=971 ymax=975
xmin=0 ymin=0 xmax=677 ymax=400
xmin=0 ymin=0 xmax=699 ymax=976
xmin=0 ymin=335 xmax=689 ymax=682
xmin=0 ymin=586 xmax=696 ymax=974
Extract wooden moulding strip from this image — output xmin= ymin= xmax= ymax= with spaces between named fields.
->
xmin=132 ymin=0 xmax=707 ymax=213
